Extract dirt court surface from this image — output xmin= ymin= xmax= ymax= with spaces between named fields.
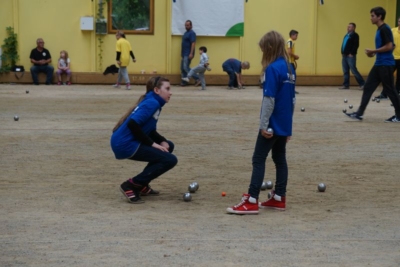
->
xmin=1 ymin=83 xmax=399 ymax=267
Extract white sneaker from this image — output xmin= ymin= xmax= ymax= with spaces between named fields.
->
xmin=126 ymin=85 xmax=131 ymax=90
xmin=181 ymin=77 xmax=190 ymax=82
xmin=113 ymin=84 xmax=120 ymax=88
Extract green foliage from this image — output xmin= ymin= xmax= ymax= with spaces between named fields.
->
xmin=0 ymin=27 xmax=19 ymax=74
xmin=111 ymin=0 xmax=150 ymax=30
xmin=96 ymin=0 xmax=107 ymax=71
xmin=97 ymin=37 xmax=104 ymax=72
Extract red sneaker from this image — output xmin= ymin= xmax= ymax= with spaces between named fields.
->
xmin=226 ymin=194 xmax=259 ymax=214
xmin=259 ymin=191 xmax=286 ymax=211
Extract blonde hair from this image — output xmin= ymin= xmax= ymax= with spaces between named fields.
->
xmin=112 ymin=77 xmax=170 ymax=132
xmin=59 ymin=50 xmax=69 ymax=61
xmin=242 ymin=61 xmax=250 ymax=69
xmin=258 ymin=31 xmax=291 ymax=76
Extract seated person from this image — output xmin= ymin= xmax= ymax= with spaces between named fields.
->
xmin=30 ymin=38 xmax=54 ymax=85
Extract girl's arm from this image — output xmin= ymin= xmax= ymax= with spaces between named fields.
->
xmin=57 ymin=60 xmax=62 ymax=70
xmin=259 ymin=96 xmax=275 ymax=139
xmin=128 ymin=120 xmax=169 ymax=152
xmin=65 ymin=59 xmax=70 ymax=70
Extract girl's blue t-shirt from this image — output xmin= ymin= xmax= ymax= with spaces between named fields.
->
xmin=262 ymin=56 xmax=296 ymax=136
xmin=110 ymin=91 xmax=166 ymax=159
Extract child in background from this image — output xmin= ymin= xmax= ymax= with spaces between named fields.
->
xmin=181 ymin=46 xmax=210 ymax=90
xmin=226 ymin=30 xmax=296 ymax=215
xmin=56 ymin=50 xmax=71 ymax=85
xmin=110 ymin=77 xmax=177 ymax=204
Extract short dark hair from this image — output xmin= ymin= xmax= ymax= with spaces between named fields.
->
xmin=349 ymin=22 xmax=356 ymax=28
xmin=370 ymin=6 xmax=386 ymax=21
xmin=199 ymin=46 xmax=207 ymax=53
xmin=186 ymin=20 xmax=192 ymax=26
xmin=289 ymin=30 xmax=298 ymax=37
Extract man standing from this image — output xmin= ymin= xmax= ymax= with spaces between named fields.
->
xmin=30 ymin=38 xmax=54 ymax=85
xmin=339 ymin=23 xmax=365 ymax=89
xmin=374 ymin=17 xmax=400 ymax=100
xmin=345 ymin=7 xmax=400 ymax=123
xmin=287 ymin=30 xmax=299 ymax=94
xmin=181 ymin=20 xmax=199 ymax=86
xmin=114 ymin=31 xmax=136 ymax=90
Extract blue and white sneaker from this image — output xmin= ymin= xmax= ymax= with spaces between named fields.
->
xmin=345 ymin=112 xmax=363 ymax=121
xmin=384 ymin=115 xmax=400 ymax=123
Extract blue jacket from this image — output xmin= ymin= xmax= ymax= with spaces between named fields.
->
xmin=110 ymin=91 xmax=166 ymax=159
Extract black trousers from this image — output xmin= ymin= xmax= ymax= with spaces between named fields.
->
xmin=380 ymin=60 xmax=400 ymax=96
xmin=357 ymin=65 xmax=400 ymax=117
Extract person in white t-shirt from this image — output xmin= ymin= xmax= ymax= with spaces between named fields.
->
xmin=56 ymin=50 xmax=71 ymax=85
xmin=181 ymin=46 xmax=210 ymax=90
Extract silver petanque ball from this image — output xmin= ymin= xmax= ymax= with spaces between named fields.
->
xmin=349 ymin=105 xmax=353 ymax=109
xmin=183 ymin=192 xmax=192 ymax=202
xmin=318 ymin=183 xmax=326 ymax=192
xmin=372 ymin=98 xmax=376 ymax=102
xmin=267 ymin=191 xmax=272 ymax=199
xmin=266 ymin=181 xmax=273 ymax=189
xmin=267 ymin=128 xmax=273 ymax=134
xmin=260 ymin=182 xmax=268 ymax=191
xmin=342 ymin=108 xmax=347 ymax=113
xmin=376 ymin=99 xmax=380 ymax=103
xmin=344 ymin=99 xmax=348 ymax=103
xmin=192 ymin=182 xmax=199 ymax=191
xmin=301 ymin=107 xmax=305 ymax=112
xmin=26 ymin=90 xmax=29 ymax=94
xmin=188 ymin=183 xmax=197 ymax=193
xmin=14 ymin=115 xmax=19 ymax=121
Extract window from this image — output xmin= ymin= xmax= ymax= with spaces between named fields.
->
xmin=108 ymin=0 xmax=154 ymax=34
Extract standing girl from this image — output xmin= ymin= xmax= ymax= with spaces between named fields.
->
xmin=111 ymin=77 xmax=177 ymax=204
xmin=227 ymin=31 xmax=296 ymax=214
xmin=56 ymin=50 xmax=71 ymax=85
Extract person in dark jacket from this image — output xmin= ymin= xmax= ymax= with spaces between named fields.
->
xmin=339 ymin=23 xmax=365 ymax=89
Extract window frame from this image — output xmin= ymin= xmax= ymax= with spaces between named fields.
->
xmin=107 ymin=0 xmax=154 ymax=35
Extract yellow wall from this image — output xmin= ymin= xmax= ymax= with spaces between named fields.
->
xmin=0 ymin=0 xmax=396 ymax=76
xmin=316 ymin=0 xmax=397 ymax=75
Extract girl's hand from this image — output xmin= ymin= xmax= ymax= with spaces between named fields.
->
xmin=261 ymin=129 xmax=273 ymax=139
xmin=152 ymin=143 xmax=169 ymax=152
xmin=160 ymin=141 xmax=170 ymax=151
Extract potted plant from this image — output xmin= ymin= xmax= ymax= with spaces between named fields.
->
xmin=0 ymin=27 xmax=19 ymax=74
